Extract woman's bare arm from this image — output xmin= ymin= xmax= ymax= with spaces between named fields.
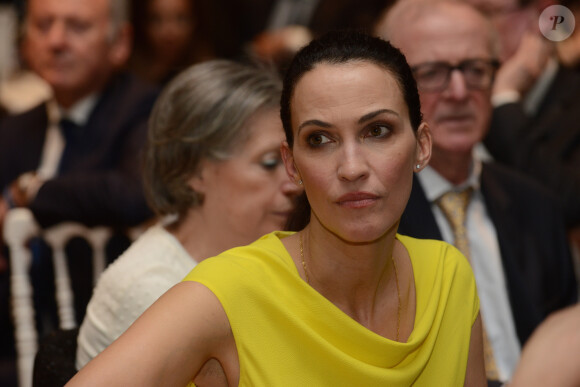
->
xmin=66 ymin=281 xmax=236 ymax=386
xmin=464 ymin=313 xmax=486 ymax=387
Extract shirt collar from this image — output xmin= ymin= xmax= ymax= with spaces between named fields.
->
xmin=58 ymin=93 xmax=99 ymax=126
xmin=417 ymin=154 xmax=482 ymax=202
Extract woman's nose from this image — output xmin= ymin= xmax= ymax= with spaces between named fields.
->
xmin=337 ymin=144 xmax=369 ymax=182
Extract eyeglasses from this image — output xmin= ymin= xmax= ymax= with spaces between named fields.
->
xmin=411 ymin=59 xmax=500 ymax=93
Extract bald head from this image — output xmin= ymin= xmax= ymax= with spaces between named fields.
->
xmin=375 ymin=0 xmax=498 ymax=59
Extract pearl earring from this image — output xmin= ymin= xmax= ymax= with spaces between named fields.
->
xmin=298 ymin=179 xmax=303 ymax=185
xmin=416 ymin=164 xmax=421 ymax=169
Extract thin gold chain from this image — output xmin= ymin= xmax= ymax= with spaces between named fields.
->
xmin=392 ymin=253 xmax=401 ymax=342
xmin=299 ymin=232 xmax=309 ymax=283
xmin=298 ymin=232 xmax=401 ymax=341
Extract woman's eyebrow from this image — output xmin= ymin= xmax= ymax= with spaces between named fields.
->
xmin=358 ymin=109 xmax=400 ymax=124
xmin=298 ymin=119 xmax=331 ymax=132
xmin=297 ymin=109 xmax=400 ymax=134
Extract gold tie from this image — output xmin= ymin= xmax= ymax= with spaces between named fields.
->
xmin=437 ymin=188 xmax=500 ymax=381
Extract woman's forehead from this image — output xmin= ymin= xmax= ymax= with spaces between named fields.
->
xmin=289 ymin=62 xmax=410 ymax=132
xmin=292 ymin=62 xmax=406 ymax=110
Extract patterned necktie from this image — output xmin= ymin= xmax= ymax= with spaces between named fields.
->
xmin=437 ymin=188 xmax=500 ymax=381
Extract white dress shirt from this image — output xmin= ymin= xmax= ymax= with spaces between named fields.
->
xmin=37 ymin=95 xmax=98 ymax=180
xmin=417 ymin=158 xmax=521 ymax=382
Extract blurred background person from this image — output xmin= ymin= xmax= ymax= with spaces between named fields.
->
xmin=465 ymin=0 xmax=580 ymax=238
xmin=509 ymin=304 xmax=580 ymax=387
xmin=127 ymin=0 xmax=214 ymax=86
xmin=75 ymin=59 xmax=301 ymax=371
xmin=376 ymin=0 xmax=577 ymax=384
xmin=556 ymin=0 xmax=580 ymax=71
xmin=194 ymin=0 xmax=390 ymax=61
xmin=0 ymin=0 xmax=158 ymax=383
xmin=0 ymin=0 xmax=52 ymax=117
xmin=247 ymin=24 xmax=313 ymax=76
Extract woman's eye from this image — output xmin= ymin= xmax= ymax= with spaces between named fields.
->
xmin=307 ymin=133 xmax=331 ymax=147
xmin=367 ymin=125 xmax=391 ymax=138
xmin=261 ymin=157 xmax=281 ymax=170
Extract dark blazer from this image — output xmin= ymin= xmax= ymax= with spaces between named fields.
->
xmin=398 ymin=162 xmax=578 ymax=346
xmin=0 ymin=72 xmax=159 ymax=228
xmin=484 ymin=65 xmax=580 ymax=227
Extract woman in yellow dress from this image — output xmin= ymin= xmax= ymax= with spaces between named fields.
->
xmin=67 ymin=30 xmax=486 ymax=386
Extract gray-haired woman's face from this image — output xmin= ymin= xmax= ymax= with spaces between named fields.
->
xmin=189 ymin=108 xmax=302 ymax=244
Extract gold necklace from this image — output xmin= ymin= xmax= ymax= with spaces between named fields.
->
xmin=299 ymin=232 xmax=401 ymax=341
xmin=299 ymin=232 xmax=310 ymax=284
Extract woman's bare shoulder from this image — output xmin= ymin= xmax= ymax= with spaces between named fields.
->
xmin=67 ymin=281 xmax=235 ymax=386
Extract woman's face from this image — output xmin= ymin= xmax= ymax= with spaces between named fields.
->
xmin=193 ymin=108 xmax=302 ymax=245
xmin=283 ymin=62 xmax=431 ymax=243
xmin=146 ymin=0 xmax=194 ymax=58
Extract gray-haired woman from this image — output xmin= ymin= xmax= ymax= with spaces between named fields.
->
xmin=75 ymin=59 xmax=301 ymax=369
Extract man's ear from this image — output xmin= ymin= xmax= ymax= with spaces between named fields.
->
xmin=281 ymin=140 xmax=302 ymax=184
xmin=109 ymin=23 xmax=132 ymax=68
xmin=414 ymin=122 xmax=432 ymax=172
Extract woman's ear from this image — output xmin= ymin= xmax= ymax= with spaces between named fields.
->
xmin=187 ymin=174 xmax=204 ymax=197
xmin=281 ymin=141 xmax=302 ymax=185
xmin=414 ymin=122 xmax=432 ymax=172
xmin=187 ymin=160 xmax=211 ymax=195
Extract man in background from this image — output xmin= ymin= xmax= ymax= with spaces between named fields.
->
xmin=0 ymin=0 xmax=158 ymax=381
xmin=376 ymin=0 xmax=577 ymax=384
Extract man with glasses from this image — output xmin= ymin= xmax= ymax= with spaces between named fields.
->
xmin=411 ymin=59 xmax=500 ymax=94
xmin=376 ymin=1 xmax=577 ymax=385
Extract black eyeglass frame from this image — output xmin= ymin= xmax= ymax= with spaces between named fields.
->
xmin=410 ymin=59 xmax=500 ymax=93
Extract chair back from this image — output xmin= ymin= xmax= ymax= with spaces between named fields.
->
xmin=3 ymin=208 xmax=140 ymax=387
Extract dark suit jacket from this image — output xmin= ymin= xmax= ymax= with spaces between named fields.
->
xmin=0 ymin=72 xmax=159 ymax=228
xmin=398 ymin=162 xmax=578 ymax=346
xmin=484 ymin=65 xmax=580 ymax=227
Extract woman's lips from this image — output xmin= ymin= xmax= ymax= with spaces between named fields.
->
xmin=336 ymin=192 xmax=379 ymax=208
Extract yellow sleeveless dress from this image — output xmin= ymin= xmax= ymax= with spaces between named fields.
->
xmin=184 ymin=231 xmax=479 ymax=386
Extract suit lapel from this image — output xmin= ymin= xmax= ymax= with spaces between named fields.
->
xmin=481 ymin=163 xmax=542 ymax=344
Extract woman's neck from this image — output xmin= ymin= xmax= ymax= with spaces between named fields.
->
xmin=300 ymin=221 xmax=400 ymax=323
xmin=166 ymin=209 xmax=240 ymax=263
